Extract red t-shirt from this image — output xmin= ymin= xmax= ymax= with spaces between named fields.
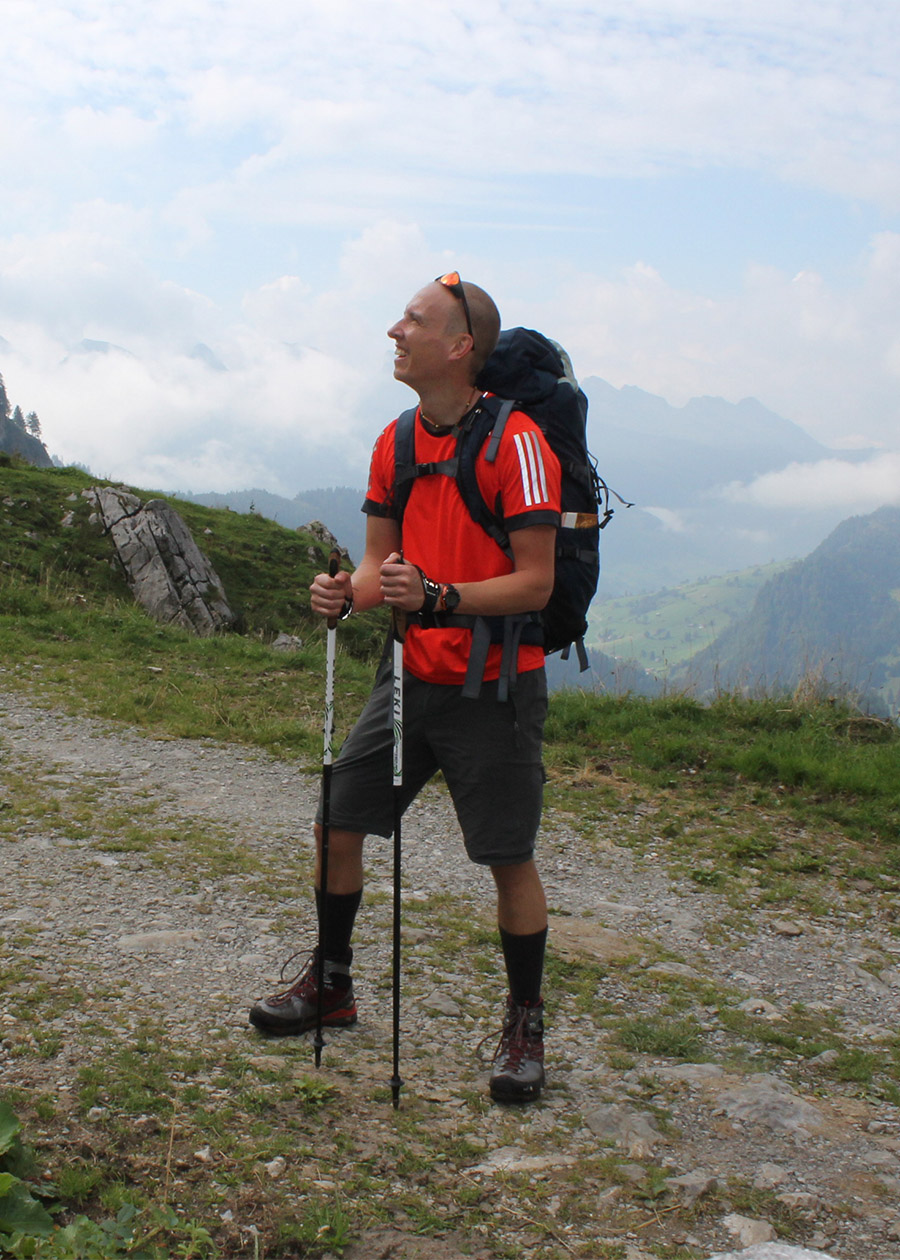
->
xmin=363 ymin=402 xmax=561 ymax=685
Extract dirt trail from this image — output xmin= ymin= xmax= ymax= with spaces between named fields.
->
xmin=1 ymin=687 xmax=898 ymax=1260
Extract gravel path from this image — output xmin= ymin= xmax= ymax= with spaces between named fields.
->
xmin=1 ymin=686 xmax=899 ymax=1260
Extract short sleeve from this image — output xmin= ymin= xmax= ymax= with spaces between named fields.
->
xmin=362 ymin=422 xmax=398 ymax=518
xmin=488 ymin=412 xmax=561 ymax=533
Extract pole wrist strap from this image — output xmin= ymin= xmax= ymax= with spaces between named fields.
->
xmin=416 ymin=567 xmax=442 ymax=615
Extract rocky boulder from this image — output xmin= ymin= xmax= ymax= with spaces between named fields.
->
xmin=85 ymin=487 xmax=235 ymax=635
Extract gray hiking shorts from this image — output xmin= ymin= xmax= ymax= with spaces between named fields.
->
xmin=315 ymin=656 xmax=547 ymax=866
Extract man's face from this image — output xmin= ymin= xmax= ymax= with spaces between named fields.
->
xmin=387 ymin=283 xmax=462 ymax=391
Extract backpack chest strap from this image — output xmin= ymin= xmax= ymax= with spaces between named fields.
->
xmin=394 ymin=456 xmax=459 ymax=489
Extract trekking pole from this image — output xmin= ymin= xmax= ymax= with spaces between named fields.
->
xmin=390 ymin=579 xmax=406 ymax=1109
xmin=314 ymin=547 xmax=343 ymax=1069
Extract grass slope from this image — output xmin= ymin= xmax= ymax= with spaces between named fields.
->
xmin=0 ymin=459 xmax=386 ymax=761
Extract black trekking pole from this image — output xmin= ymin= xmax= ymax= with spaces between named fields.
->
xmin=314 ymin=548 xmax=342 ymax=1069
xmin=390 ymin=592 xmax=406 ymax=1109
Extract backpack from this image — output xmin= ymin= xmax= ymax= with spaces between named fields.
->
xmin=392 ymin=327 xmax=628 ymax=697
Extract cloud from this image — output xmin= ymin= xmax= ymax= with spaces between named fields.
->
xmin=0 ymin=222 xmax=425 ymax=494
xmin=2 ymin=2 xmax=900 ymax=496
xmin=4 ymin=329 xmax=376 ymax=496
xmin=644 ymin=507 xmax=690 ymax=533
xmin=5 ymin=0 xmax=900 ymax=226
xmin=721 ymin=452 xmax=900 ymax=513
xmin=62 ymin=105 xmax=159 ymax=151
xmin=3 ymin=217 xmax=900 ymax=497
xmin=526 ymin=233 xmax=900 ymax=449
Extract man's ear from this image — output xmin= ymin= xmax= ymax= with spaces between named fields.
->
xmin=447 ymin=333 xmax=474 ymax=364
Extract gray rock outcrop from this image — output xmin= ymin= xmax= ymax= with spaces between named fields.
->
xmin=85 ymin=486 xmax=235 ymax=635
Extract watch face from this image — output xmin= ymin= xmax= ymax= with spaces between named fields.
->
xmin=444 ymin=584 xmax=461 ymax=611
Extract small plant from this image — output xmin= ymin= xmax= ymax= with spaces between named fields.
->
xmin=279 ymin=1200 xmax=354 ymax=1254
xmin=0 ymin=1101 xmax=55 ymax=1242
xmin=633 ymin=1165 xmax=670 ymax=1203
xmin=0 ymin=1100 xmax=219 ymax=1258
xmin=295 ymin=1074 xmax=336 ymax=1109
xmin=615 ymin=1015 xmax=705 ymax=1061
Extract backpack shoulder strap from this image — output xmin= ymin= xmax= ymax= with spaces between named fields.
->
xmin=391 ymin=407 xmax=418 ymax=521
xmin=483 ymin=397 xmax=517 ymax=463
xmin=454 ymin=397 xmax=514 ymax=556
xmin=392 ymin=396 xmax=523 ymax=555
xmin=392 ymin=406 xmax=459 ymax=522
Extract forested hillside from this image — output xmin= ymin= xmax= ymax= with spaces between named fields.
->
xmin=0 ymin=373 xmax=52 ymax=468
xmin=685 ymin=505 xmax=900 ymax=715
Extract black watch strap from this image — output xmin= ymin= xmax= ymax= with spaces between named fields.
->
xmin=439 ymin=583 xmax=461 ymax=613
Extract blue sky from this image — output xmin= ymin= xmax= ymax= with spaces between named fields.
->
xmin=1 ymin=0 xmax=899 ymax=506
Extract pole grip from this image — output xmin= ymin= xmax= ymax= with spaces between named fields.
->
xmin=326 ymin=548 xmax=342 ymax=630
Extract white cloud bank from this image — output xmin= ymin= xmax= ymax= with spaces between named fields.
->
xmin=2 ymin=220 xmax=900 ymax=494
xmin=534 ymin=230 xmax=900 ymax=450
xmin=1 ymin=1 xmax=899 ymax=493
xmin=5 ymin=0 xmax=900 ymax=214
xmin=723 ymin=452 xmax=900 ymax=515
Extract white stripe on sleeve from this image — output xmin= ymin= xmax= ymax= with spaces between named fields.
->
xmin=514 ymin=432 xmax=534 ymax=506
xmin=514 ymin=430 xmax=549 ymax=506
xmin=527 ymin=430 xmax=549 ymax=503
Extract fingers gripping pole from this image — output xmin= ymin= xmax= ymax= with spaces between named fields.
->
xmin=315 ymin=548 xmax=342 ymax=1069
xmin=390 ymin=603 xmax=406 ymax=1108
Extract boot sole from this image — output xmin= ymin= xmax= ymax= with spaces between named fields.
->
xmin=489 ymin=1072 xmax=545 ymax=1103
xmin=248 ymin=1008 xmax=358 ymax=1036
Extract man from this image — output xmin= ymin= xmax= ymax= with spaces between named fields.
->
xmin=249 ymin=274 xmax=560 ymax=1103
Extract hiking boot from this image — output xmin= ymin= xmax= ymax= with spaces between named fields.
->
xmin=249 ymin=951 xmax=357 ymax=1036
xmin=488 ymin=996 xmax=545 ymax=1103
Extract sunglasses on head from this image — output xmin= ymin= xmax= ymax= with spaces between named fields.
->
xmin=436 ymin=272 xmax=474 ymax=344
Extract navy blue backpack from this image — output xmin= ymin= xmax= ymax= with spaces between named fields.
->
xmin=392 ymin=328 xmax=628 ymax=696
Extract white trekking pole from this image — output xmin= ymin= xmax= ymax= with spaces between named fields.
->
xmin=314 ymin=548 xmax=342 ymax=1068
xmin=390 ymin=587 xmax=406 ymax=1108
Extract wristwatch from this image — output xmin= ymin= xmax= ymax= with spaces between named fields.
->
xmin=439 ymin=584 xmax=461 ymax=613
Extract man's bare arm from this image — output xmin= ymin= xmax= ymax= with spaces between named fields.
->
xmin=309 ymin=515 xmax=402 ymax=619
xmin=379 ymin=524 xmax=556 ymax=616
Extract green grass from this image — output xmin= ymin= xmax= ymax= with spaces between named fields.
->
xmin=0 ymin=461 xmax=386 ymax=759
xmin=545 ymin=690 xmax=900 ymax=856
xmin=614 ymin=1015 xmax=707 ymax=1061
xmin=0 ymin=461 xmax=382 ymax=649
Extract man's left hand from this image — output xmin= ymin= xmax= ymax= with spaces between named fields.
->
xmin=379 ymin=553 xmax=425 ymax=611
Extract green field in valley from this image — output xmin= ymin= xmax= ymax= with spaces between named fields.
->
xmin=588 ymin=560 xmax=794 ymax=676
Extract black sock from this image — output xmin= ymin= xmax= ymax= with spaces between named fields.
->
xmin=499 ymin=926 xmax=547 ymax=1007
xmin=315 ymin=888 xmax=362 ymax=973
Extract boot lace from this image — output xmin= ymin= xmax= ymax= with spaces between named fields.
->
xmin=268 ymin=950 xmax=317 ymax=1001
xmin=477 ymin=1002 xmax=539 ymax=1068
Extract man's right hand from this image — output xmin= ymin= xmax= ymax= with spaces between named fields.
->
xmin=310 ymin=569 xmax=353 ymax=620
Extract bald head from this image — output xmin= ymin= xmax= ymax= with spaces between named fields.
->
xmin=432 ymin=276 xmax=501 ymax=380
xmin=462 ymin=282 xmax=501 ymax=377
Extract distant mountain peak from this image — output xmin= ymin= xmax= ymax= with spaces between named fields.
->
xmin=64 ymin=339 xmax=135 ymax=360
xmin=189 ymin=343 xmax=227 ymax=372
